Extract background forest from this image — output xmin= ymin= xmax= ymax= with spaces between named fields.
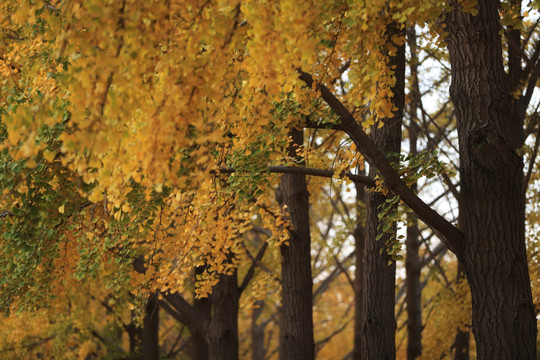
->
xmin=0 ymin=0 xmax=539 ymax=359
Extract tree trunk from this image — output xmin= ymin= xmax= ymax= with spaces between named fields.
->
xmin=453 ymin=261 xmax=470 ymax=360
xmin=353 ymin=168 xmax=366 ymax=360
xmin=191 ymin=267 xmax=211 ymax=360
xmin=453 ymin=202 xmax=470 ymax=360
xmin=405 ymin=26 xmax=422 ymax=360
xmin=128 ymin=294 xmax=160 ymax=360
xmin=141 ymin=294 xmax=160 ymax=360
xmin=446 ymin=1 xmax=537 ymax=358
xmin=251 ymin=300 xmax=265 ymax=360
xmin=208 ymin=269 xmax=240 ymax=360
xmin=277 ymin=128 xmax=314 ymax=360
xmin=359 ymin=26 xmax=405 ymax=360
xmin=405 ymin=210 xmax=422 ymax=360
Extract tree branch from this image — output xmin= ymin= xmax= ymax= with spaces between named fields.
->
xmin=133 ymin=258 xmax=209 ymax=336
xmin=297 ymin=69 xmax=465 ymax=259
xmin=239 ymin=237 xmax=269 ymax=294
xmin=216 ymin=166 xmax=375 ymax=187
xmin=159 ymin=294 xmax=209 ymax=337
xmin=313 ymin=250 xmax=354 ymax=300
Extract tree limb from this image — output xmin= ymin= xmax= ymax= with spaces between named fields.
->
xmin=239 ymin=237 xmax=269 ymax=294
xmin=297 ymin=69 xmax=466 ymax=259
xmin=159 ymin=294 xmax=209 ymax=337
xmin=133 ymin=258 xmax=209 ymax=336
xmin=216 ymin=166 xmax=375 ymax=187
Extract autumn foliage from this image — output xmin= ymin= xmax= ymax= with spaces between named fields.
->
xmin=0 ymin=0 xmax=539 ymax=359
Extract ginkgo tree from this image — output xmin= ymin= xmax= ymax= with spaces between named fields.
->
xmin=1 ymin=0 xmax=539 ymax=359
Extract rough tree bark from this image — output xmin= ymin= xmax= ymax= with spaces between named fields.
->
xmin=298 ymin=2 xmax=537 ymax=357
xmin=358 ymin=25 xmax=405 ymax=360
xmin=277 ymin=128 xmax=314 ymax=360
xmin=446 ymin=1 xmax=537 ymax=358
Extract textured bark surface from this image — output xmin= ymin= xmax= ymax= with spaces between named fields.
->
xmin=277 ymin=128 xmax=314 ymax=360
xmin=359 ymin=27 xmax=405 ymax=360
xmin=208 ymin=270 xmax=240 ymax=360
xmin=446 ymin=1 xmax=537 ymax=358
xmin=360 ymin=161 xmax=398 ymax=360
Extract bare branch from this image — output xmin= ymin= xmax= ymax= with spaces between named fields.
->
xmin=216 ymin=166 xmax=375 ymax=187
xmin=159 ymin=294 xmax=209 ymax=337
xmin=239 ymin=237 xmax=269 ymax=294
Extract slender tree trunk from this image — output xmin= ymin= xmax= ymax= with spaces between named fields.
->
xmin=446 ymin=1 xmax=537 ymax=358
xmin=453 ymin=203 xmax=470 ymax=360
xmin=405 ymin=209 xmax=422 ymax=360
xmin=126 ymin=319 xmax=138 ymax=355
xmin=208 ymin=269 xmax=240 ymax=360
xmin=405 ymin=26 xmax=422 ymax=360
xmin=359 ymin=25 xmax=405 ymax=360
xmin=277 ymin=128 xmax=314 ymax=360
xmin=252 ymin=300 xmax=265 ymax=360
xmin=191 ymin=267 xmax=211 ymax=360
xmin=453 ymin=261 xmax=470 ymax=360
xmin=353 ymin=168 xmax=366 ymax=360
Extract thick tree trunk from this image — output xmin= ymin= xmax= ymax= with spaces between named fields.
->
xmin=277 ymin=128 xmax=314 ymax=360
xmin=208 ymin=270 xmax=240 ymax=360
xmin=446 ymin=1 xmax=537 ymax=359
xmin=359 ymin=27 xmax=405 ymax=360
xmin=360 ymin=155 xmax=398 ymax=360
